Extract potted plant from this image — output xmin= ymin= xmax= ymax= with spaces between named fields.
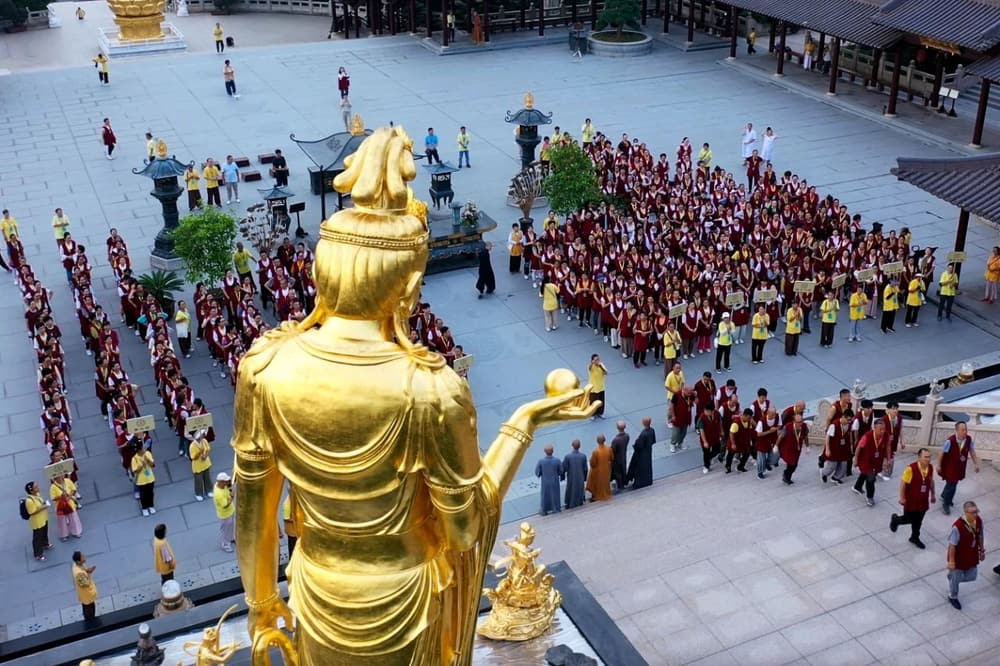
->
xmin=460 ymin=200 xmax=481 ymax=229
xmin=589 ymin=0 xmax=652 ymax=55
xmin=171 ymin=205 xmax=238 ymax=296
xmin=1 ymin=0 xmax=29 ymax=32
xmin=541 ymin=141 xmax=602 ymax=217
xmin=137 ymin=270 xmax=185 ymax=317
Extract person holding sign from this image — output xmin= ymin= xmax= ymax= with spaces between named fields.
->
xmin=784 ymin=301 xmax=803 ymax=356
xmin=905 ymin=274 xmax=926 ymax=327
xmin=131 ymin=443 xmax=157 ymax=516
xmin=848 ymin=284 xmax=868 ymax=342
xmin=937 ymin=263 xmax=958 ymax=322
xmin=715 ymin=313 xmax=735 ymax=374
xmin=881 ymin=278 xmax=900 ymax=334
xmin=819 ymin=291 xmax=839 ymax=348
xmin=750 ymin=304 xmax=769 ymax=364
xmin=189 ymin=430 xmax=214 ymax=501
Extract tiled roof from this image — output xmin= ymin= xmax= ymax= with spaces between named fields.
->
xmin=873 ymin=0 xmax=1000 ymax=52
xmin=966 ymin=54 xmax=1000 ymax=82
xmin=728 ymin=0 xmax=902 ymax=49
xmin=892 ymin=154 xmax=1000 ymax=223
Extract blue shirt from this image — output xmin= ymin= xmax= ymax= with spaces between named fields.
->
xmin=425 ymin=134 xmax=438 ymax=149
xmin=221 ymin=162 xmax=239 ymax=183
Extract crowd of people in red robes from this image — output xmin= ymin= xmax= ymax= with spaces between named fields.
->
xmin=517 ymin=127 xmax=933 ymax=373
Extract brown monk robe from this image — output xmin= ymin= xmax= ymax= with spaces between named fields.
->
xmin=586 ymin=434 xmax=614 ymax=501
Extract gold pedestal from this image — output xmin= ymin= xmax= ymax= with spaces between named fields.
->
xmin=106 ymin=0 xmax=166 ymax=40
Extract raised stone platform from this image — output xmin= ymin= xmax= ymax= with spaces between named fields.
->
xmin=587 ymin=31 xmax=653 ymax=57
xmin=427 ymin=211 xmax=500 ymax=275
xmin=98 ymin=23 xmax=188 ymax=57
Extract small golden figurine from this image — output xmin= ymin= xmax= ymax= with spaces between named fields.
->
xmin=182 ymin=604 xmax=242 ymax=665
xmin=478 ymin=522 xmax=562 ymax=641
xmin=232 ymin=125 xmax=599 ymax=666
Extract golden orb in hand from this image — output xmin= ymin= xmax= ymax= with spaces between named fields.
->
xmin=544 ymin=369 xmax=579 ymax=397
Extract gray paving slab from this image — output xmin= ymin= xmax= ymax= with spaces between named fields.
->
xmin=0 ymin=29 xmax=999 ymax=663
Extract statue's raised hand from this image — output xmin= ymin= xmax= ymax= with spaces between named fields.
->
xmin=516 ymin=369 xmax=601 ymax=430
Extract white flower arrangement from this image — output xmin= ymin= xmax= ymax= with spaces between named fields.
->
xmin=460 ymin=201 xmax=481 ymax=227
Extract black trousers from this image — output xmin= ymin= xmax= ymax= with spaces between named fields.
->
xmin=853 ymin=472 xmax=876 ymax=499
xmin=702 ymin=445 xmax=714 ymax=470
xmin=425 ymin=148 xmax=441 ymax=164
xmin=715 ymin=344 xmax=731 ymax=370
xmin=820 ymin=322 xmax=835 ymax=346
xmin=896 ymin=509 xmax=925 ymax=539
xmin=937 ymin=295 xmax=954 ymax=319
xmin=751 ymin=338 xmax=765 ymax=362
xmin=592 ymin=390 xmax=605 ymax=416
xmin=216 ymin=39 xmax=225 ymax=53
xmin=161 ymin=572 xmax=174 ymax=584
xmin=905 ymin=304 xmax=920 ymax=325
xmin=881 ymin=309 xmax=896 ymax=332
xmin=725 ymin=450 xmax=750 ymax=471
xmin=782 ymin=463 xmax=798 ymax=483
xmin=32 ymin=525 xmax=49 ymax=558
xmin=82 ymin=602 xmax=96 ymax=621
xmin=187 ymin=189 xmax=200 ymax=210
xmin=98 ymin=71 xmax=108 ymax=84
xmin=138 ymin=483 xmax=155 ymax=509
xmin=509 ymin=255 xmax=521 ymax=273
xmin=784 ymin=332 xmax=799 ymax=355
xmin=178 ymin=333 xmax=192 ymax=356
xmin=225 ymin=80 xmax=237 ymax=96
xmin=206 ymin=187 xmax=221 ymax=206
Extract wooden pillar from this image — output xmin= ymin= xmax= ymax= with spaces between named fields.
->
xmin=408 ymin=0 xmax=415 ymax=32
xmin=590 ymin=0 xmax=596 ymax=30
xmin=484 ymin=0 xmax=491 ymax=42
xmin=972 ymin=79 xmax=991 ymax=147
xmin=355 ymin=2 xmax=361 ymax=36
xmin=520 ymin=4 xmax=526 ymax=30
xmin=930 ymin=53 xmax=944 ymax=107
xmin=641 ymin=0 xmax=647 ymax=26
xmin=538 ymin=2 xmax=544 ymax=36
xmin=425 ymin=0 xmax=432 ymax=37
xmin=954 ymin=209 xmax=969 ymax=280
xmin=686 ymin=0 xmax=694 ymax=42
xmin=817 ymin=32 xmax=825 ymax=64
xmin=676 ymin=0 xmax=682 ymax=22
xmin=828 ymin=37 xmax=841 ymax=95
xmin=768 ymin=20 xmax=775 ymax=52
xmin=775 ymin=22 xmax=786 ymax=76
xmin=441 ymin=0 xmax=448 ymax=45
xmin=728 ymin=5 xmax=736 ymax=59
xmin=344 ymin=1 xmax=350 ymax=38
xmin=867 ymin=48 xmax=882 ymax=87
xmin=886 ymin=47 xmax=902 ymax=116
xmin=570 ymin=0 xmax=576 ymax=26
xmin=662 ymin=0 xmax=669 ymax=32
xmin=654 ymin=0 xmax=660 ymax=18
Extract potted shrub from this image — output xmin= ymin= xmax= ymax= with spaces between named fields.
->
xmin=541 ymin=142 xmax=602 ymax=217
xmin=1 ymin=0 xmax=29 ymax=32
xmin=171 ymin=205 xmax=238 ymax=296
xmin=589 ymin=0 xmax=653 ymax=55
xmin=596 ymin=0 xmax=640 ymax=39
xmin=137 ymin=270 xmax=185 ymax=317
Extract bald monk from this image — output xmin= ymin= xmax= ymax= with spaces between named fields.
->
xmin=586 ymin=434 xmax=613 ymax=501
xmin=610 ymin=421 xmax=630 ymax=491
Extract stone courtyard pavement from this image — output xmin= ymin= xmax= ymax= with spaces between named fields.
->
xmin=0 ymin=30 xmax=998 ymax=661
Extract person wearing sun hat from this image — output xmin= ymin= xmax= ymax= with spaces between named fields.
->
xmin=715 ymin=312 xmax=735 ymax=374
xmin=214 ymin=472 xmax=235 ymax=553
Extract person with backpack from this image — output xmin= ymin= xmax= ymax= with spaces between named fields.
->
xmin=22 ymin=481 xmax=52 ymax=561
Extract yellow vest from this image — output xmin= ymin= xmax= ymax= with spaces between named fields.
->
xmin=25 ymin=494 xmax=48 ymax=530
xmin=939 ymin=272 xmax=958 ymax=297
xmin=214 ymin=486 xmax=234 ymax=519
xmin=751 ymin=313 xmax=769 ymax=340
xmin=189 ymin=438 xmax=212 ymax=474
xmin=153 ymin=537 xmax=174 ymax=575
xmin=73 ymin=563 xmax=98 ymax=604
xmin=664 ymin=330 xmax=681 ymax=359
xmin=882 ymin=285 xmax=898 ymax=311
xmin=542 ymin=283 xmax=559 ymax=311
xmin=588 ymin=364 xmax=606 ymax=392
xmin=717 ymin=322 xmax=734 ymax=346
xmin=132 ymin=451 xmax=155 ymax=485
xmin=785 ymin=308 xmax=802 ymax=334
xmin=849 ymin=293 xmax=867 ymax=320
xmin=665 ymin=371 xmax=685 ymax=400
xmin=906 ymin=278 xmax=924 ymax=306
xmin=821 ymin=299 xmax=839 ymax=323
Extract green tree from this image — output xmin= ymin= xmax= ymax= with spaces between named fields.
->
xmin=171 ymin=206 xmax=238 ymax=288
xmin=597 ymin=0 xmax=641 ymax=37
xmin=541 ymin=142 xmax=602 ymax=216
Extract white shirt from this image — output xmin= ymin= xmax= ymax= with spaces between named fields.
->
xmin=741 ymin=129 xmax=757 ymax=158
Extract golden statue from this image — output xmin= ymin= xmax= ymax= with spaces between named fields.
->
xmin=182 ymin=604 xmax=242 ymax=665
xmin=155 ymin=139 xmax=169 ymax=160
xmin=477 ymin=522 xmax=562 ymax=641
xmin=232 ymin=126 xmax=598 ymax=666
xmin=106 ymin=0 xmax=166 ymax=41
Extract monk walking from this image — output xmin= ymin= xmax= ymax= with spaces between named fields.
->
xmin=586 ymin=435 xmax=613 ymax=501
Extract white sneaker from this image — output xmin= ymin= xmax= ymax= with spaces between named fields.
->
xmin=225 ymin=200 xmax=231 ymax=205
xmin=703 ymin=468 xmax=709 ymax=474
xmin=207 ymin=492 xmax=214 ymax=497
xmin=142 ymin=509 xmax=150 ymax=517
xmin=195 ymin=495 xmax=204 ymax=502
xmin=149 ymin=507 xmax=156 ymax=514
xmin=235 ymin=198 xmax=240 ymax=203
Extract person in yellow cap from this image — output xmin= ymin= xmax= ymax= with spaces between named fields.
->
xmin=214 ymin=473 xmax=235 ymax=552
xmin=848 ymin=282 xmax=868 ymax=342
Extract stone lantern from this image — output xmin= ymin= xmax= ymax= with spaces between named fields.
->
xmin=504 ymin=92 xmax=553 ymax=170
xmin=133 ymin=140 xmax=193 ymax=270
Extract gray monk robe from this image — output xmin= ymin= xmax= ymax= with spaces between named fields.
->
xmin=535 ymin=454 xmax=563 ymax=515
xmin=610 ymin=432 xmax=630 ymax=490
xmin=561 ymin=449 xmax=588 ymax=508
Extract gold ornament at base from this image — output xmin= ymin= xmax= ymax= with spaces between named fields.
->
xmin=106 ymin=0 xmax=166 ymax=41
xmin=182 ymin=604 xmax=242 ymax=665
xmin=232 ymin=124 xmax=599 ymax=666
xmin=478 ymin=523 xmax=562 ymax=642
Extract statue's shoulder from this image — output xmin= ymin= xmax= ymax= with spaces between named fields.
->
xmin=241 ymin=322 xmax=302 ymax=373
